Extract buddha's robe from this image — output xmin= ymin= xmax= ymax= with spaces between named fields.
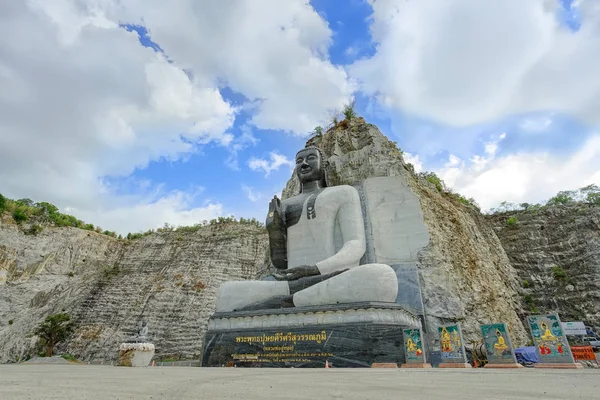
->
xmin=215 ymin=185 xmax=398 ymax=312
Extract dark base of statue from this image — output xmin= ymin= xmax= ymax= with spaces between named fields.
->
xmin=201 ymin=302 xmax=420 ymax=368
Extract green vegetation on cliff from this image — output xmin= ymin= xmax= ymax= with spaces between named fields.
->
xmin=491 ymin=184 xmax=600 ymax=214
xmin=34 ymin=313 xmax=74 ymax=357
xmin=0 ymin=193 xmax=265 ymax=241
xmin=0 ymin=194 xmax=118 ymax=238
xmin=125 ymin=216 xmax=264 ymax=240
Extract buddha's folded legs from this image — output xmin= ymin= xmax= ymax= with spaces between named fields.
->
xmin=214 ymin=264 xmax=398 ymax=312
xmin=292 ymin=263 xmax=398 ymax=307
xmin=215 ymin=280 xmax=290 ymax=312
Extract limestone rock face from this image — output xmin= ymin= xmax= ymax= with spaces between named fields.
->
xmin=488 ymin=204 xmax=600 ymax=333
xmin=283 ymin=118 xmax=528 ymax=345
xmin=0 ymin=218 xmax=267 ymax=363
xmin=0 ymin=117 xmax=533 ymax=363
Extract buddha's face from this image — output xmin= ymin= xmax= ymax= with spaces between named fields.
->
xmin=295 ymin=148 xmax=323 ymax=184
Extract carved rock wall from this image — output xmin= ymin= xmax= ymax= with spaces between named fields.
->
xmin=0 ymin=217 xmax=267 ymax=363
xmin=487 ymin=204 xmax=600 ymax=333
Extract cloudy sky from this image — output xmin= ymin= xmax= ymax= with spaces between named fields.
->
xmin=1 ymin=0 xmax=598 ymax=234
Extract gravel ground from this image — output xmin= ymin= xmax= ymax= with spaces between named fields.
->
xmin=1 ymin=364 xmax=599 ymax=400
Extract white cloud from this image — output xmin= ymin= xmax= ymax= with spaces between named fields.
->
xmin=469 ymin=133 xmax=506 ymax=172
xmin=108 ymin=0 xmax=355 ymax=135
xmin=241 ymin=185 xmax=261 ymax=203
xmin=73 ymin=191 xmax=223 ymax=235
xmin=403 ymin=152 xmax=423 ymax=173
xmin=345 ymin=46 xmax=358 ymax=58
xmin=0 ymin=2 xmax=234 ymax=227
xmin=520 ymin=116 xmax=554 ymax=132
xmin=248 ymin=152 xmax=294 ymax=176
xmin=0 ymin=1 xmax=352 ymax=233
xmin=225 ymin=125 xmax=259 ymax=170
xmin=436 ymin=134 xmax=600 ymax=210
xmin=351 ymin=0 xmax=600 ymax=126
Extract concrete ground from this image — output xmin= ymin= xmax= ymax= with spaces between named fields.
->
xmin=0 ymin=365 xmax=598 ymax=400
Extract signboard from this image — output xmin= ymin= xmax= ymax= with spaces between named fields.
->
xmin=202 ymin=322 xmax=406 ymax=368
xmin=561 ymin=321 xmax=586 ymax=336
xmin=527 ymin=314 xmax=576 ymax=364
xmin=480 ymin=322 xmax=518 ymax=365
xmin=403 ymin=328 xmax=426 ymax=364
xmin=438 ymin=324 xmax=467 ymax=364
xmin=571 ymin=346 xmax=597 ymax=362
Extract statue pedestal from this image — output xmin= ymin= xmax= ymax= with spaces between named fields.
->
xmin=438 ymin=362 xmax=472 ymax=368
xmin=534 ymin=363 xmax=584 ymax=369
xmin=202 ymin=302 xmax=420 ymax=368
xmin=483 ymin=363 xmax=524 ymax=368
xmin=401 ymin=363 xmax=432 ymax=368
xmin=118 ymin=343 xmax=155 ymax=367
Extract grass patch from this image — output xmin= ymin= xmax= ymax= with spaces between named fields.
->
xmin=61 ymin=354 xmax=81 ymax=363
xmin=103 ymin=265 xmax=120 ymax=279
xmin=551 ymin=265 xmax=567 ymax=281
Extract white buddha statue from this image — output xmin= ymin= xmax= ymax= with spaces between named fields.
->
xmin=215 ymin=146 xmax=398 ymax=312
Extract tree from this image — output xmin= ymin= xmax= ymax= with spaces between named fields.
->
xmin=342 ymin=100 xmax=357 ymax=121
xmin=34 ymin=313 xmax=75 ymax=357
xmin=16 ymin=198 xmax=34 ymax=207
xmin=586 ymin=192 xmax=600 ymax=205
xmin=419 ymin=172 xmax=446 ymax=192
xmin=328 ymin=108 xmax=341 ymax=127
xmin=311 ymin=126 xmax=323 ymax=137
xmin=36 ymin=201 xmax=59 ymax=216
xmin=546 ymin=191 xmax=574 ymax=206
xmin=506 ymin=216 xmax=518 ymax=227
xmin=0 ymin=193 xmax=6 ymax=213
xmin=12 ymin=207 xmax=28 ymax=223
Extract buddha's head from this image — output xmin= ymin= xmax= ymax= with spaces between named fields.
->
xmin=295 ymin=146 xmax=327 ymax=189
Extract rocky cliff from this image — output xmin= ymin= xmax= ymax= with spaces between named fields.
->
xmin=1 ymin=117 xmax=537 ymax=363
xmin=0 ymin=216 xmax=267 ymax=363
xmin=488 ymin=204 xmax=600 ymax=333
xmin=283 ymin=118 xmax=529 ymax=346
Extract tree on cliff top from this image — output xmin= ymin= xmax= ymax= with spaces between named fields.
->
xmin=34 ymin=313 xmax=75 ymax=357
xmin=342 ymin=100 xmax=357 ymax=121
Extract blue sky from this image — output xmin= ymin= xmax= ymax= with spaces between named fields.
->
xmin=1 ymin=0 xmax=598 ymax=234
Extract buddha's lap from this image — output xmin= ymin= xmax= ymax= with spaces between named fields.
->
xmin=216 ymin=263 xmax=398 ymax=310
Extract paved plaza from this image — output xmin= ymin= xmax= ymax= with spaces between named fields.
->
xmin=0 ymin=364 xmax=598 ymax=400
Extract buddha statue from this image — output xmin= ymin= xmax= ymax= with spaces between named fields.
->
xmin=493 ymin=329 xmax=508 ymax=352
xmin=540 ymin=322 xmax=557 ymax=342
xmin=440 ymin=327 xmax=453 ymax=353
xmin=125 ymin=320 xmax=149 ymax=343
xmin=406 ymin=338 xmax=417 ymax=352
xmin=215 ymin=146 xmax=399 ymax=312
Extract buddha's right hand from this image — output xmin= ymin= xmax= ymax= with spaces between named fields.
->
xmin=266 ymin=195 xmax=283 ymax=229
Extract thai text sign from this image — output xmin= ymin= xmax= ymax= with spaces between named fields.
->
xmin=202 ymin=322 xmax=406 ymax=368
xmin=403 ymin=328 xmax=426 ymax=364
xmin=438 ymin=324 xmax=467 ymax=363
xmin=527 ymin=314 xmax=575 ymax=364
xmin=561 ymin=321 xmax=586 ymax=336
xmin=480 ymin=322 xmax=518 ymax=365
xmin=571 ymin=346 xmax=597 ymax=362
